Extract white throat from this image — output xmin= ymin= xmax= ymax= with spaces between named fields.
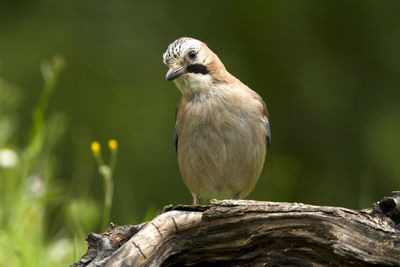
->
xmin=173 ymin=73 xmax=213 ymax=97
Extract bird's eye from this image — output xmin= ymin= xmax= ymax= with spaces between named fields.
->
xmin=188 ymin=50 xmax=197 ymax=60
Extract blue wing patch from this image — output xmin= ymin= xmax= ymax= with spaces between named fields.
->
xmin=174 ymin=121 xmax=178 ymax=152
xmin=265 ymin=116 xmax=271 ymax=148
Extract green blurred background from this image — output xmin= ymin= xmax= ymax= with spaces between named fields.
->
xmin=1 ymin=0 xmax=400 ymax=265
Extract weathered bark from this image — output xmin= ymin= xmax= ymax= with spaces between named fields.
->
xmin=71 ymin=192 xmax=400 ymax=267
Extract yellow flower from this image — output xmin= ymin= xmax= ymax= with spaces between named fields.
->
xmin=52 ymin=55 xmax=66 ymax=72
xmin=108 ymin=139 xmax=118 ymax=150
xmin=91 ymin=141 xmax=101 ymax=154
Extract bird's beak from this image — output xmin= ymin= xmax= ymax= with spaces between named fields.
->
xmin=166 ymin=66 xmax=186 ymax=81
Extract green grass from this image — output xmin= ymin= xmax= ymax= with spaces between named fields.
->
xmin=0 ymin=55 xmax=160 ymax=267
xmin=0 ymin=57 xmax=96 ymax=267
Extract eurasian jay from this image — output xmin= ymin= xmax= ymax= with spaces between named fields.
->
xmin=163 ymin=37 xmax=270 ymax=205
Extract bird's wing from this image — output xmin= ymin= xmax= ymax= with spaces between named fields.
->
xmin=174 ymin=97 xmax=185 ymax=153
xmin=265 ymin=115 xmax=271 ymax=148
xmin=174 ymin=121 xmax=178 ymax=152
xmin=256 ymin=93 xmax=271 ymax=148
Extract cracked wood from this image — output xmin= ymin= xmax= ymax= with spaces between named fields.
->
xmin=71 ymin=193 xmax=400 ymax=267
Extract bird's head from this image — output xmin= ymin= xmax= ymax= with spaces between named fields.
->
xmin=163 ymin=37 xmax=229 ymax=96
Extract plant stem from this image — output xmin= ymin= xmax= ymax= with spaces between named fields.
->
xmin=100 ymin=166 xmax=113 ymax=230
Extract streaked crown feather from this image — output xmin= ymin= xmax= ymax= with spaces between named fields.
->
xmin=163 ymin=37 xmax=202 ymax=66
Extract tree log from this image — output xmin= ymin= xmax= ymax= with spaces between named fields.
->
xmin=71 ymin=192 xmax=400 ymax=266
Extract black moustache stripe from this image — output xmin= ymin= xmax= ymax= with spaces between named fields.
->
xmin=187 ymin=64 xmax=208 ymax=75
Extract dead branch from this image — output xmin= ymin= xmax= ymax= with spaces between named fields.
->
xmin=71 ymin=192 xmax=400 ymax=267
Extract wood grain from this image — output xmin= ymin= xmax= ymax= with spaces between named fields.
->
xmin=71 ymin=193 xmax=400 ymax=267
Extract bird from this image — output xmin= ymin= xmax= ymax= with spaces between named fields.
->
xmin=163 ymin=37 xmax=271 ymax=205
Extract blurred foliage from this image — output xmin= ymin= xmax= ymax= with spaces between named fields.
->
xmin=0 ymin=0 xmax=400 ymax=266
xmin=90 ymin=139 xmax=118 ymax=230
xmin=0 ymin=57 xmax=90 ymax=266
